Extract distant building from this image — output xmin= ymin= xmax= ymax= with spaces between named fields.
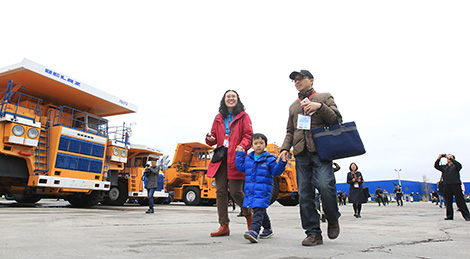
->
xmin=336 ymin=180 xmax=470 ymax=202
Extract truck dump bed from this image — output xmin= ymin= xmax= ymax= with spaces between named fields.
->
xmin=0 ymin=58 xmax=137 ymax=117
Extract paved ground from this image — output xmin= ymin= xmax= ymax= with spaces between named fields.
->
xmin=1 ymin=199 xmax=469 ymax=259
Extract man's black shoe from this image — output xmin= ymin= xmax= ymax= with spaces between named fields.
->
xmin=327 ymin=220 xmax=340 ymax=239
xmin=301 ymin=235 xmax=323 ymax=246
xmin=145 ymin=209 xmax=154 ymax=214
xmin=444 ymin=217 xmax=453 ymax=220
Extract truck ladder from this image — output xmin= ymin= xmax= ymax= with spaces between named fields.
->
xmin=34 ymin=110 xmax=52 ymax=173
xmin=34 ymin=126 xmax=49 ymax=173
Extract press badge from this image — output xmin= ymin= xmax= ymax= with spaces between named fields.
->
xmin=297 ymin=114 xmax=311 ymax=130
xmin=223 ymin=134 xmax=229 ymax=147
xmin=354 ymin=182 xmax=359 ymax=188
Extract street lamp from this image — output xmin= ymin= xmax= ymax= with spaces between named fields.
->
xmin=394 ymin=169 xmax=402 ymax=186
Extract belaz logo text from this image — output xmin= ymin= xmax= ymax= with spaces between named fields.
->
xmin=45 ymin=68 xmax=81 ymax=87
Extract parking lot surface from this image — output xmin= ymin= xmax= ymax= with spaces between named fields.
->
xmin=1 ymin=199 xmax=469 ymax=258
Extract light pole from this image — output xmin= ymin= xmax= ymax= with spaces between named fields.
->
xmin=394 ymin=169 xmax=402 ymax=186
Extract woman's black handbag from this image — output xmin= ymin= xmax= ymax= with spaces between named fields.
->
xmin=209 ymin=120 xmax=237 ymax=163
xmin=211 ymin=146 xmax=226 ymax=163
xmin=311 ymin=115 xmax=365 ymax=161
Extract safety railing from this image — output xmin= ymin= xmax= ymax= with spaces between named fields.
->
xmin=108 ymin=122 xmax=132 ymax=145
xmin=51 ymin=105 xmax=108 ymax=137
xmin=0 ymin=80 xmax=42 ymax=123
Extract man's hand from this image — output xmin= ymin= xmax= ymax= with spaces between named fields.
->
xmin=302 ymin=101 xmax=322 ymax=114
xmin=280 ymin=150 xmax=289 ymax=161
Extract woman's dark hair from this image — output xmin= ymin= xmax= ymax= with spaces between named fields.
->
xmin=219 ymin=90 xmax=245 ymax=118
xmin=349 ymin=162 xmax=358 ymax=171
xmin=251 ymin=133 xmax=267 ymax=145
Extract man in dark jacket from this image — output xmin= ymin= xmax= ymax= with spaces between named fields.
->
xmin=144 ymin=160 xmax=159 ymax=214
xmin=375 ymin=186 xmax=386 ymax=206
xmin=434 ymin=154 xmax=470 ymax=221
xmin=280 ymin=70 xmax=341 ymax=246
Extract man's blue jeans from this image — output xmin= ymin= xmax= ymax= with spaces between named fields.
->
xmin=148 ymin=188 xmax=156 ymax=211
xmin=295 ymin=152 xmax=340 ymax=236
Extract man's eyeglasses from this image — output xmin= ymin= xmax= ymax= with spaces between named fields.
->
xmin=292 ymin=76 xmax=307 ymax=82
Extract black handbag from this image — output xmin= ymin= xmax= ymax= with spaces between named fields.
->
xmin=211 ymin=146 xmax=227 ymax=163
xmin=311 ymin=115 xmax=365 ymax=161
xmin=210 ymin=120 xmax=237 ymax=163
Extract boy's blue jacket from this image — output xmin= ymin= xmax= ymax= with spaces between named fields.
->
xmin=235 ymin=150 xmax=287 ymax=209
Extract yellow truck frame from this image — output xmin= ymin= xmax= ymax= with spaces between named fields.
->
xmin=0 ymin=59 xmax=162 ymax=206
xmin=163 ymin=142 xmax=216 ymax=206
xmin=266 ymin=144 xmax=299 ymax=206
xmin=162 ymin=142 xmax=298 ymax=206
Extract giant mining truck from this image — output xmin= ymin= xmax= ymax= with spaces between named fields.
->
xmin=0 ymin=59 xmax=166 ymax=207
xmin=163 ymin=142 xmax=216 ymax=206
xmin=162 ymin=142 xmax=298 ymax=206
xmin=266 ymin=143 xmax=298 ymax=206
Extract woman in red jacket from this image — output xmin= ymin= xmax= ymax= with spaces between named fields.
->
xmin=206 ymin=90 xmax=253 ymax=237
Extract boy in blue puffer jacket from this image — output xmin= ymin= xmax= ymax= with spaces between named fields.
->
xmin=235 ymin=133 xmax=287 ymax=243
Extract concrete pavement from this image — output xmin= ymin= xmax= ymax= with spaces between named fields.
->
xmin=1 ymin=199 xmax=469 ymax=259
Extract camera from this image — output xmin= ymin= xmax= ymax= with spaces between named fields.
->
xmin=441 ymin=154 xmax=446 ymax=157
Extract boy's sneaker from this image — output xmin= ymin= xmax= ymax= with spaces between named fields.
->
xmin=243 ymin=230 xmax=258 ymax=243
xmin=259 ymin=229 xmax=273 ymax=239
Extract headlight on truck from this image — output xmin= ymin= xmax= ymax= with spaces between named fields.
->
xmin=12 ymin=125 xmax=25 ymax=136
xmin=120 ymin=149 xmax=127 ymax=157
xmin=27 ymin=128 xmax=39 ymax=139
xmin=113 ymin=147 xmax=119 ymax=156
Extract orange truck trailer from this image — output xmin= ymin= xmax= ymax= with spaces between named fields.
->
xmin=162 ymin=142 xmax=298 ymax=206
xmin=266 ymin=144 xmax=299 ymax=206
xmin=163 ymin=142 xmax=216 ymax=205
xmin=0 ymin=59 xmax=166 ymax=206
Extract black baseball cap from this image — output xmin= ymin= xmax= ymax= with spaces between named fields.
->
xmin=289 ymin=70 xmax=314 ymax=80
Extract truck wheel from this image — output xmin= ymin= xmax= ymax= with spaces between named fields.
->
xmin=137 ymin=198 xmax=149 ymax=206
xmin=183 ymin=187 xmax=201 ymax=206
xmin=67 ymin=191 xmax=104 ymax=207
xmin=102 ymin=181 xmax=128 ymax=206
xmin=155 ymin=197 xmax=165 ymax=204
xmin=13 ymin=194 xmax=42 ymax=204
xmin=4 ymin=193 xmax=15 ymax=200
xmin=269 ymin=177 xmax=280 ymax=205
xmin=277 ymin=194 xmax=299 ymax=206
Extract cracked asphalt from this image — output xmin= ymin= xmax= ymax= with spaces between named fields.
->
xmin=1 ymin=199 xmax=469 ymax=258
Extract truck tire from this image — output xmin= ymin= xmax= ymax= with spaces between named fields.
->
xmin=67 ymin=191 xmax=104 ymax=207
xmin=183 ymin=186 xmax=201 ymax=206
xmin=277 ymin=194 xmax=299 ymax=206
xmin=13 ymin=194 xmax=42 ymax=204
xmin=269 ymin=177 xmax=280 ymax=205
xmin=4 ymin=193 xmax=15 ymax=200
xmin=102 ymin=181 xmax=128 ymax=206
xmin=137 ymin=198 xmax=149 ymax=206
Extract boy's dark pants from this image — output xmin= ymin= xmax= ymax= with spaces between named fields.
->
xmin=250 ymin=207 xmax=271 ymax=234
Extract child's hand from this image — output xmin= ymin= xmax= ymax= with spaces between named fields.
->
xmin=235 ymin=146 xmax=245 ymax=152
xmin=281 ymin=157 xmax=287 ymax=162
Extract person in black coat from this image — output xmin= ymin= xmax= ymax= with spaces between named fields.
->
xmin=346 ymin=163 xmax=368 ymax=218
xmin=434 ymin=154 xmax=470 ymax=221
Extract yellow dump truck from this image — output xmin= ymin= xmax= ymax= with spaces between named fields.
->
xmin=162 ymin=142 xmax=298 ymax=206
xmin=101 ymin=141 xmax=168 ymax=206
xmin=163 ymin=142 xmax=216 ymax=205
xmin=0 ymin=59 xmax=166 ymax=206
xmin=266 ymin=144 xmax=299 ymax=206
